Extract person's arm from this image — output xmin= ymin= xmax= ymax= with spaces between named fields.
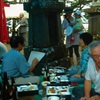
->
xmin=29 ymin=58 xmax=38 ymax=73
xmin=72 ymin=72 xmax=85 ymax=78
xmin=80 ymin=80 xmax=92 ymax=100
xmin=84 ymin=79 xmax=92 ymax=98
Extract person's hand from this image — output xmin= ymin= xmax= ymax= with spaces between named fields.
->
xmin=80 ymin=96 xmax=89 ymax=100
xmin=29 ymin=58 xmax=38 ymax=72
xmin=32 ymin=58 xmax=38 ymax=66
xmin=89 ymin=95 xmax=100 ymax=100
xmin=80 ymin=95 xmax=100 ymax=100
xmin=72 ymin=74 xmax=81 ymax=78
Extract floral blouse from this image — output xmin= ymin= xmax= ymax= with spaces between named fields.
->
xmin=79 ymin=47 xmax=90 ymax=73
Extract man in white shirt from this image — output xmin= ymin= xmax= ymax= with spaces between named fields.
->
xmin=72 ymin=41 xmax=100 ymax=100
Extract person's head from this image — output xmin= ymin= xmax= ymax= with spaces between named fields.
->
xmin=19 ymin=13 xmax=24 ymax=19
xmin=10 ymin=36 xmax=24 ymax=51
xmin=64 ymin=7 xmax=73 ymax=18
xmin=88 ymin=41 xmax=100 ymax=68
xmin=79 ymin=32 xmax=93 ymax=48
xmin=74 ymin=10 xmax=81 ymax=18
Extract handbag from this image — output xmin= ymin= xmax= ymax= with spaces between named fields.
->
xmin=65 ymin=26 xmax=73 ymax=36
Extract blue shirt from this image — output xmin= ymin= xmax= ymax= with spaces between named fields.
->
xmin=62 ymin=19 xmax=69 ymax=29
xmin=2 ymin=49 xmax=31 ymax=78
xmin=79 ymin=47 xmax=89 ymax=73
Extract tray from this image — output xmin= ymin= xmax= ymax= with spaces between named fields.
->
xmin=17 ymin=84 xmax=38 ymax=96
xmin=46 ymin=86 xmax=71 ymax=96
xmin=49 ymin=75 xmax=69 ymax=83
xmin=49 ymin=68 xmax=65 ymax=74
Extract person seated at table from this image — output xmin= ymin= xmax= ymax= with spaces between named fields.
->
xmin=1 ymin=36 xmax=40 ymax=85
xmin=72 ymin=41 xmax=100 ymax=100
xmin=66 ymin=32 xmax=93 ymax=84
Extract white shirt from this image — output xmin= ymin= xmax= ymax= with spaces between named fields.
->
xmin=0 ymin=42 xmax=8 ymax=58
xmin=85 ymin=57 xmax=100 ymax=93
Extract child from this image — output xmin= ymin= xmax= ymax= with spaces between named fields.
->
xmin=70 ymin=10 xmax=84 ymax=43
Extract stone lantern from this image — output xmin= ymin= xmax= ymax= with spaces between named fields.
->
xmin=23 ymin=0 xmax=70 ymax=75
xmin=84 ymin=0 xmax=100 ymax=40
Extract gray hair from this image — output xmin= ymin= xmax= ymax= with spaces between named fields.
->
xmin=88 ymin=40 xmax=100 ymax=54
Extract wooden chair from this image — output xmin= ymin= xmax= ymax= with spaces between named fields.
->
xmin=0 ymin=72 xmax=18 ymax=100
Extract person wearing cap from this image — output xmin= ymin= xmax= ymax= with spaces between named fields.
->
xmin=62 ymin=8 xmax=80 ymax=66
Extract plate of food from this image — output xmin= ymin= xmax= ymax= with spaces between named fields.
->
xmin=47 ymin=87 xmax=57 ymax=95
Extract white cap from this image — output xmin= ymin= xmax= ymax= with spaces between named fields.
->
xmin=75 ymin=10 xmax=81 ymax=15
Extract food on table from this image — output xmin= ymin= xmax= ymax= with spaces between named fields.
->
xmin=48 ymin=87 xmax=56 ymax=93
xmin=59 ymin=89 xmax=67 ymax=92
xmin=29 ymin=85 xmax=34 ymax=90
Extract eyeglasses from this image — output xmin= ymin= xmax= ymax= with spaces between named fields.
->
xmin=91 ymin=54 xmax=100 ymax=59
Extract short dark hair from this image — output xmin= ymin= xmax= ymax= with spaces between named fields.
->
xmin=80 ymin=32 xmax=93 ymax=45
xmin=10 ymin=36 xmax=24 ymax=48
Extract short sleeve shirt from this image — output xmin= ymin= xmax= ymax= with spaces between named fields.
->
xmin=85 ymin=58 xmax=100 ymax=93
xmin=2 ymin=49 xmax=31 ymax=78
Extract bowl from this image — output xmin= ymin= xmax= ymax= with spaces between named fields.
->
xmin=42 ymin=81 xmax=50 ymax=87
xmin=48 ymin=96 xmax=59 ymax=100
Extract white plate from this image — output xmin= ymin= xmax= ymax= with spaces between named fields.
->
xmin=48 ymin=96 xmax=59 ymax=100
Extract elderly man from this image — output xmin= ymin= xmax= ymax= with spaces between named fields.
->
xmin=72 ymin=40 xmax=100 ymax=100
xmin=17 ymin=13 xmax=28 ymax=47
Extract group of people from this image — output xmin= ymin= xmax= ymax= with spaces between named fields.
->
xmin=0 ymin=7 xmax=100 ymax=100
xmin=62 ymin=7 xmax=100 ymax=100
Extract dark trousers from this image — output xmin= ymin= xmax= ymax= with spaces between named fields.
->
xmin=72 ymin=86 xmax=100 ymax=100
xmin=68 ymin=45 xmax=80 ymax=58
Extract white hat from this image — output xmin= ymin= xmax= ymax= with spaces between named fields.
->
xmin=75 ymin=10 xmax=81 ymax=15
